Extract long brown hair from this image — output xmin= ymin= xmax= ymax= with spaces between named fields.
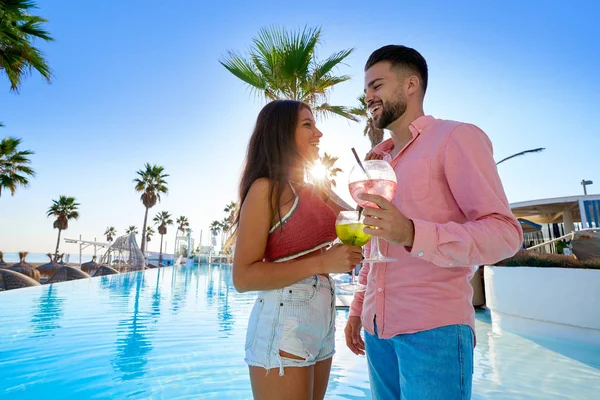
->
xmin=234 ymin=99 xmax=310 ymax=230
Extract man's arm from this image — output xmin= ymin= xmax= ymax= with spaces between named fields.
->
xmin=408 ymin=123 xmax=523 ymax=267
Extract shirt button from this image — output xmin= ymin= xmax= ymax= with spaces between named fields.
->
xmin=449 ymin=263 xmax=454 ymax=266
xmin=418 ymin=129 xmax=422 ymax=133
xmin=418 ymin=251 xmax=424 ymax=257
xmin=378 ymin=288 xmax=383 ymax=293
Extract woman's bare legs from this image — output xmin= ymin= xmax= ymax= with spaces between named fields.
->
xmin=249 ymin=352 xmax=333 ymax=400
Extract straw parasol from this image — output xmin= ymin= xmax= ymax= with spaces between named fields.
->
xmin=47 ymin=266 xmax=90 ymax=284
xmin=81 ymin=256 xmax=100 ymax=275
xmin=36 ymin=253 xmax=61 ymax=280
xmin=0 ymin=251 xmax=7 ymax=268
xmin=0 ymin=268 xmax=41 ymax=291
xmin=92 ymin=265 xmax=120 ymax=277
xmin=9 ymin=252 xmax=40 ymax=282
xmin=10 ymin=251 xmax=32 ymax=267
xmin=57 ymin=253 xmax=68 ymax=266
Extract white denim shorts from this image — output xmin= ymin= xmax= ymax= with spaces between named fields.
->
xmin=244 ymin=275 xmax=336 ymax=375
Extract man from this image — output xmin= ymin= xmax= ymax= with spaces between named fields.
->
xmin=344 ymin=45 xmax=523 ymax=399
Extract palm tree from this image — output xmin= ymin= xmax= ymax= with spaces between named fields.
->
xmin=220 ymin=25 xmax=357 ymax=121
xmin=0 ymin=0 xmax=54 ymax=91
xmin=0 ymin=136 xmax=35 ymax=197
xmin=496 ymin=148 xmax=545 ymax=165
xmin=224 ymin=201 xmax=237 ymax=225
xmin=153 ymin=211 xmax=173 ymax=265
xmin=209 ymin=220 xmax=221 ymax=249
xmin=126 ymin=226 xmax=138 ymax=235
xmin=319 ymin=152 xmax=343 ymax=188
xmin=47 ymin=196 xmax=79 ymax=257
xmin=221 ymin=202 xmax=238 ymax=253
xmin=173 ymin=216 xmax=189 ymax=257
xmin=176 ymin=216 xmax=189 ymax=235
xmin=220 ymin=218 xmax=231 ymax=250
xmin=133 ymin=163 xmax=168 ymax=254
xmin=349 ymin=94 xmax=384 ymax=148
xmin=145 ymin=227 xmax=155 ymax=245
xmin=104 ymin=226 xmax=117 ymax=242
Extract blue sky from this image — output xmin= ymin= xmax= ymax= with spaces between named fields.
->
xmin=1 ymin=0 xmax=599 ymax=253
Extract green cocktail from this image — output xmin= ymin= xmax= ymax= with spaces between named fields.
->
xmin=335 ymin=223 xmax=371 ymax=247
xmin=335 ymin=211 xmax=371 ymax=294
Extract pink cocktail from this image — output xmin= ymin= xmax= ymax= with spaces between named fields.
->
xmin=347 ymin=160 xmax=398 ymax=263
xmin=349 ymin=179 xmax=397 ymax=208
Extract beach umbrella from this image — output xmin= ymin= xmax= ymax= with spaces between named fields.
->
xmin=92 ymin=265 xmax=120 ymax=277
xmin=10 ymin=251 xmax=33 ymax=268
xmin=57 ymin=253 xmax=68 ymax=266
xmin=9 ymin=252 xmax=40 ymax=282
xmin=47 ymin=266 xmax=90 ymax=284
xmin=0 ymin=268 xmax=41 ymax=291
xmin=36 ymin=253 xmax=61 ymax=279
xmin=81 ymin=256 xmax=100 ymax=275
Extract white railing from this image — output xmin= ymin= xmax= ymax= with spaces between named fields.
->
xmin=526 ymin=228 xmax=599 ymax=254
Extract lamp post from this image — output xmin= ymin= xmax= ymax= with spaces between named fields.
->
xmin=581 ymin=179 xmax=593 ymax=195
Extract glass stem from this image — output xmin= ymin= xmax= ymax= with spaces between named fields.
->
xmin=371 ymin=237 xmax=383 ymax=259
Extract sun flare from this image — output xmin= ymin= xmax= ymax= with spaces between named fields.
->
xmin=309 ymin=161 xmax=327 ymax=182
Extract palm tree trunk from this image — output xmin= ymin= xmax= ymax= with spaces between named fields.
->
xmin=141 ymin=207 xmax=149 ymax=254
xmin=159 ymin=234 xmax=164 ymax=265
xmin=174 ymin=229 xmax=180 ymax=258
xmin=54 ymin=229 xmax=62 ymax=258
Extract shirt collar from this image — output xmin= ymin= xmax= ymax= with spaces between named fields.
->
xmin=410 ymin=115 xmax=435 ymax=135
xmin=372 ymin=115 xmax=436 ymax=156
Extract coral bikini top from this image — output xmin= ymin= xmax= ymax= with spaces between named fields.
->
xmin=263 ymin=183 xmax=337 ymax=262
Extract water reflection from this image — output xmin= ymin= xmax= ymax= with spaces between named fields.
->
xmin=29 ymin=285 xmax=64 ymax=338
xmin=170 ymin=265 xmax=190 ymax=313
xmin=100 ymin=271 xmax=144 ymax=298
xmin=205 ymin=264 xmax=216 ymax=308
xmin=151 ymin=268 xmax=161 ymax=322
xmin=202 ymin=264 xmax=235 ymax=338
xmin=217 ymin=266 xmax=234 ymax=337
xmin=112 ymin=273 xmax=154 ymax=381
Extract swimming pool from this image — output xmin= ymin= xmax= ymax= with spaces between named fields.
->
xmin=1 ymin=264 xmax=598 ymax=399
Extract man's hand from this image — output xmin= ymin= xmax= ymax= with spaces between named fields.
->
xmin=344 ymin=316 xmax=365 ymax=356
xmin=359 ymin=193 xmax=415 ymax=247
xmin=365 ymin=150 xmax=383 ymax=161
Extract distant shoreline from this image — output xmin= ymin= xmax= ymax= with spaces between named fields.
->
xmin=1 ymin=252 xmax=96 ymax=265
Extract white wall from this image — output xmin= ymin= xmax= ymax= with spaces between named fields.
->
xmin=484 ymin=266 xmax=600 ymax=345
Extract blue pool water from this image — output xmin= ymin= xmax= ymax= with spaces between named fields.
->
xmin=1 ymin=264 xmax=599 ymax=399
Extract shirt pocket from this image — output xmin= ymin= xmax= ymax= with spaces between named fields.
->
xmin=397 ymin=158 xmax=431 ymax=201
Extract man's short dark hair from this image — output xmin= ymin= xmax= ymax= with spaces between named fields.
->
xmin=365 ymin=45 xmax=428 ymax=94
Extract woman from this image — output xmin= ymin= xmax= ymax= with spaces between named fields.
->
xmin=233 ymin=100 xmax=362 ymax=400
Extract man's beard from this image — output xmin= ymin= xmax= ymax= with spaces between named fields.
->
xmin=373 ymin=96 xmax=407 ymax=130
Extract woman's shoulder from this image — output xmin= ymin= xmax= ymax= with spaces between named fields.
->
xmin=247 ymin=178 xmax=293 ymax=201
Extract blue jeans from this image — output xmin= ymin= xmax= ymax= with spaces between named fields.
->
xmin=365 ymin=321 xmax=474 ymax=400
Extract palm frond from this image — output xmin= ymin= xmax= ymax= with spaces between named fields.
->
xmin=220 ymin=25 xmax=354 ymax=120
xmin=0 ymin=135 xmax=35 ymax=196
xmin=0 ymin=0 xmax=54 ymax=91
xmin=220 ymin=51 xmax=268 ymax=93
xmin=313 ymin=103 xmax=359 ymax=122
xmin=310 ymin=48 xmax=353 ymax=85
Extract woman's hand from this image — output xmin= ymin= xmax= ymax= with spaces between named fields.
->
xmin=318 ymin=244 xmax=363 ymax=274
